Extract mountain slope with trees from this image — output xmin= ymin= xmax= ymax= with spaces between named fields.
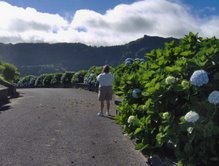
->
xmin=0 ymin=35 xmax=178 ymax=76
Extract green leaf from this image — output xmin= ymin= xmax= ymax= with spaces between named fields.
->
xmin=181 ymin=51 xmax=192 ymax=57
xmin=165 ymin=65 xmax=182 ymax=73
xmin=156 ymin=49 xmax=162 ymax=57
xmin=115 ymin=91 xmax=124 ymax=96
xmin=134 ymin=127 xmax=143 ymax=135
xmin=156 ymin=133 xmax=166 ymax=146
xmin=135 ymin=143 xmax=147 ymax=151
xmin=145 ymin=115 xmax=152 ymax=125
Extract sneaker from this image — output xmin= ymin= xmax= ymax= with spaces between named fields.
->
xmin=97 ymin=112 xmax=103 ymax=116
xmin=105 ymin=112 xmax=110 ymax=116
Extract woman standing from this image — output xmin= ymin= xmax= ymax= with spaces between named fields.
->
xmin=96 ymin=65 xmax=114 ymax=116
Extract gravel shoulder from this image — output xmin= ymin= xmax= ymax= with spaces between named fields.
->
xmin=0 ymin=88 xmax=148 ymax=166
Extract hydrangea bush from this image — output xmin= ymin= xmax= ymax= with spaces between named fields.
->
xmin=61 ymin=71 xmax=75 ymax=87
xmin=50 ymin=73 xmax=62 ymax=87
xmin=42 ymin=74 xmax=54 ymax=87
xmin=114 ymin=33 xmax=219 ymax=165
xmin=83 ymin=66 xmax=102 ymax=88
xmin=71 ymin=70 xmax=87 ymax=84
xmin=17 ymin=66 xmax=112 ymax=90
xmin=17 ymin=75 xmax=36 ymax=88
xmin=34 ymin=74 xmax=47 ymax=87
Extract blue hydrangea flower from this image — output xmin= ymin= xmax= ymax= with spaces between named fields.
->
xmin=190 ymin=69 xmax=209 ymax=87
xmin=132 ymin=88 xmax=141 ymax=98
xmin=125 ymin=58 xmax=133 ymax=62
xmin=125 ymin=60 xmax=132 ymax=65
xmin=208 ymin=90 xmax=219 ymax=105
xmin=125 ymin=58 xmax=133 ymax=65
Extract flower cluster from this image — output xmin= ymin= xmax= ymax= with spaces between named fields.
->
xmin=161 ymin=112 xmax=170 ymax=120
xmin=132 ymin=88 xmax=141 ymax=98
xmin=127 ymin=115 xmax=136 ymax=124
xmin=208 ymin=90 xmax=219 ymax=105
xmin=84 ymin=73 xmax=96 ymax=85
xmin=181 ymin=80 xmax=189 ymax=88
xmin=190 ymin=69 xmax=209 ymax=87
xmin=165 ymin=76 xmax=176 ymax=85
xmin=187 ymin=127 xmax=194 ymax=134
xmin=124 ymin=58 xmax=145 ymax=65
xmin=135 ymin=58 xmax=145 ymax=63
xmin=125 ymin=58 xmax=133 ymax=65
xmin=184 ymin=111 xmax=199 ymax=123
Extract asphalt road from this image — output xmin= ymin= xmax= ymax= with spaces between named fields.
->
xmin=0 ymin=88 xmax=148 ymax=166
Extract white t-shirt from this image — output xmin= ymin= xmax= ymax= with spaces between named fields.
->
xmin=96 ymin=72 xmax=114 ymax=87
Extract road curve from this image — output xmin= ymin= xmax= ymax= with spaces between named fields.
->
xmin=0 ymin=88 xmax=148 ymax=166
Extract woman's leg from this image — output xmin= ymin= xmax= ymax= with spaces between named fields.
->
xmin=106 ymin=100 xmax=110 ymax=115
xmin=101 ymin=100 xmax=104 ymax=113
xmin=97 ymin=100 xmax=104 ymax=116
xmin=106 ymin=86 xmax=112 ymax=115
xmin=97 ymin=86 xmax=104 ymax=116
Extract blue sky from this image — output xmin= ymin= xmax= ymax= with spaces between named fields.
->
xmin=1 ymin=0 xmax=219 ymax=45
xmin=2 ymin=0 xmax=133 ymax=14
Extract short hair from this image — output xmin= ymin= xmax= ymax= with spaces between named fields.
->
xmin=102 ymin=65 xmax=110 ymax=73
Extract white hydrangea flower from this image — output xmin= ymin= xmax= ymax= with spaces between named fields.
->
xmin=127 ymin=115 xmax=135 ymax=124
xmin=208 ymin=90 xmax=219 ymax=105
xmin=165 ymin=76 xmax=176 ymax=84
xmin=187 ymin=127 xmax=193 ymax=134
xmin=168 ymin=140 xmax=173 ymax=144
xmin=190 ymin=70 xmax=208 ymax=87
xmin=162 ymin=112 xmax=170 ymax=119
xmin=184 ymin=111 xmax=199 ymax=123
xmin=181 ymin=80 xmax=189 ymax=88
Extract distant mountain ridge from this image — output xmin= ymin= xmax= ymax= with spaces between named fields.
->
xmin=0 ymin=35 xmax=178 ymax=76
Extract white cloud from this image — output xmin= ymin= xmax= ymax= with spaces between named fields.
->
xmin=0 ymin=0 xmax=219 ymax=46
xmin=200 ymin=16 xmax=219 ymax=36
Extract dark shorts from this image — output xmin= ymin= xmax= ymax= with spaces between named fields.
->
xmin=98 ymin=86 xmax=113 ymax=101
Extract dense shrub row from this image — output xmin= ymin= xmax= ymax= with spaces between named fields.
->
xmin=17 ymin=66 xmax=104 ymax=89
xmin=113 ymin=33 xmax=219 ymax=165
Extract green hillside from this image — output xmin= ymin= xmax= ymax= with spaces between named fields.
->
xmin=0 ymin=35 xmax=178 ymax=76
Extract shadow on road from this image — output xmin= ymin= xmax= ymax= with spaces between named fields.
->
xmin=103 ymin=115 xmax=116 ymax=120
xmin=0 ymin=105 xmax=11 ymax=113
